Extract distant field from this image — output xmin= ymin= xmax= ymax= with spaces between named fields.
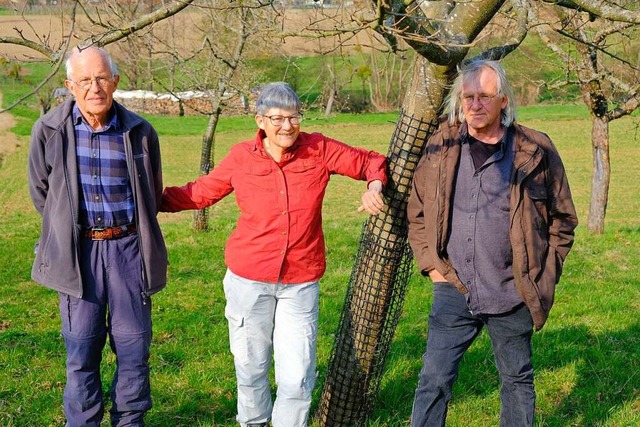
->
xmin=0 ymin=6 xmax=382 ymax=60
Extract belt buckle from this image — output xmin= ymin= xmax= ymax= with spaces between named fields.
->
xmin=91 ymin=227 xmax=107 ymax=240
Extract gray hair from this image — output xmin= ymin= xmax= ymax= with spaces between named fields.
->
xmin=446 ymin=59 xmax=517 ymax=127
xmin=65 ymin=46 xmax=118 ymax=80
xmin=255 ymin=82 xmax=301 ymax=115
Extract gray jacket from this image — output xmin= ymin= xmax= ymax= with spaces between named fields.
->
xmin=28 ymin=99 xmax=168 ymax=298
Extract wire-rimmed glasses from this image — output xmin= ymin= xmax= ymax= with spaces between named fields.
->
xmin=68 ymin=77 xmax=114 ymax=91
xmin=262 ymin=114 xmax=304 ymax=126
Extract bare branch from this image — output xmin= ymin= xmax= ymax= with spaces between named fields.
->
xmin=474 ymin=0 xmax=529 ymax=61
xmin=81 ymin=0 xmax=196 ymax=47
xmin=0 ymin=36 xmax=56 ymax=59
xmin=0 ymin=44 xmax=70 ymax=113
xmin=553 ymin=27 xmax=640 ymax=71
xmin=544 ymin=0 xmax=640 ymax=23
xmin=1 ymin=0 xmax=196 ymax=63
xmin=608 ymin=93 xmax=640 ymax=120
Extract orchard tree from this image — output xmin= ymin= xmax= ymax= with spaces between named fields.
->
xmin=316 ymin=0 xmax=527 ymax=423
xmin=529 ymin=1 xmax=640 ymax=234
xmin=150 ymin=0 xmax=274 ymax=230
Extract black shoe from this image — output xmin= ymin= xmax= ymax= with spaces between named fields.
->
xmin=246 ymin=424 xmax=268 ymax=427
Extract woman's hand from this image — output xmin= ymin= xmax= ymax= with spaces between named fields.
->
xmin=358 ymin=180 xmax=385 ymax=215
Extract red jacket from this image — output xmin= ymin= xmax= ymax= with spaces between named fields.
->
xmin=162 ymin=130 xmax=387 ymax=284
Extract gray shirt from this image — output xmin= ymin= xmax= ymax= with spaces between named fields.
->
xmin=447 ymin=126 xmax=523 ymax=315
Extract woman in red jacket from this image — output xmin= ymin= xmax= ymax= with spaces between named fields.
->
xmin=161 ymin=82 xmax=388 ymax=427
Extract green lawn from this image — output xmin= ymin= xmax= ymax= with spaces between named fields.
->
xmin=1 ymin=105 xmax=639 ymax=426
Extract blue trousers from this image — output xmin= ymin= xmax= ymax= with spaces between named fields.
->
xmin=59 ymin=234 xmax=152 ymax=427
xmin=411 ymin=282 xmax=535 ymax=427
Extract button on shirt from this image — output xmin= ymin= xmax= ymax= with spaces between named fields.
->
xmin=161 ymin=130 xmax=387 ymax=284
xmin=74 ymin=106 xmax=134 ymax=228
xmin=447 ymin=127 xmax=523 ymax=315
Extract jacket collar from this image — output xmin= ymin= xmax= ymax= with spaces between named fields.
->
xmin=42 ymin=98 xmax=144 ymax=132
xmin=251 ymin=129 xmax=302 ymax=162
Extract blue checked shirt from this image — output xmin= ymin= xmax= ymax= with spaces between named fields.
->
xmin=74 ymin=106 xmax=134 ymax=228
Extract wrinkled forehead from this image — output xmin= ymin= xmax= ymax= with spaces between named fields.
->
xmin=262 ymin=107 xmax=299 ymax=117
xmin=462 ymin=67 xmax=500 ymax=94
xmin=69 ymin=50 xmax=113 ymax=78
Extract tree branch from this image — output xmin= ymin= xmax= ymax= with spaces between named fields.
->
xmin=0 ymin=36 xmax=56 ymax=59
xmin=82 ymin=0 xmax=196 ymax=47
xmin=545 ymin=0 xmax=640 ymax=23
xmin=475 ymin=0 xmax=529 ymax=61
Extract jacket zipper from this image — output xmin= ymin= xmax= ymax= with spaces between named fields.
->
xmin=124 ymin=129 xmax=150 ymax=296
xmin=64 ymin=124 xmax=83 ymax=298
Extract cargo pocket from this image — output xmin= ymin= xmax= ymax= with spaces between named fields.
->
xmin=58 ymin=293 xmax=73 ymax=334
xmin=225 ymin=309 xmax=249 ymax=364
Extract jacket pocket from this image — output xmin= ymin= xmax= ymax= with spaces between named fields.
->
xmin=524 ymin=181 xmax=549 ymax=232
xmin=421 ymin=158 xmax=440 ymax=201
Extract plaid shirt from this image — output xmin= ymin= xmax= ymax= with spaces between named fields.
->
xmin=74 ymin=106 xmax=134 ymax=228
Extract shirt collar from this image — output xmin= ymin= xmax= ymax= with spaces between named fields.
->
xmin=72 ymin=104 xmax=119 ymax=132
xmin=252 ymin=129 xmax=300 ymax=162
xmin=461 ymin=121 xmax=510 ymax=148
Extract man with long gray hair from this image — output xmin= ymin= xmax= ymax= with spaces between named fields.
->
xmin=407 ymin=59 xmax=578 ymax=426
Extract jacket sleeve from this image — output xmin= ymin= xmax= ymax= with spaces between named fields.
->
xmin=160 ymin=148 xmax=236 ymax=212
xmin=407 ymin=153 xmax=434 ymax=275
xmin=546 ymin=145 xmax=578 ymax=270
xmin=321 ymin=135 xmax=388 ymax=186
xmin=28 ymin=120 xmax=49 ymax=216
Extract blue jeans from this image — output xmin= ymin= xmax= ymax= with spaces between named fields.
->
xmin=411 ymin=282 xmax=535 ymax=427
xmin=59 ymin=235 xmax=152 ymax=427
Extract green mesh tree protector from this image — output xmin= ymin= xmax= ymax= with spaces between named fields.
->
xmin=315 ymin=0 xmax=515 ymax=421
xmin=316 ymin=111 xmax=437 ymax=425
xmin=315 ymin=58 xmax=454 ymax=426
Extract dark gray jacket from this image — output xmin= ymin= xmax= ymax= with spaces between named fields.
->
xmin=28 ymin=99 xmax=168 ymax=297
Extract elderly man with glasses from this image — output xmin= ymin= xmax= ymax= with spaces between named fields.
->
xmin=28 ymin=45 xmax=168 ymax=426
xmin=161 ymin=81 xmax=387 ymax=427
xmin=407 ymin=59 xmax=578 ymax=426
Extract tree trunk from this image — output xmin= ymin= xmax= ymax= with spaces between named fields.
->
xmin=587 ymin=114 xmax=611 ymax=234
xmin=315 ymin=0 xmax=511 ymax=418
xmin=193 ymin=106 xmax=221 ymax=231
xmin=315 ymin=57 xmax=455 ymax=426
xmin=325 ymin=63 xmax=336 ymax=117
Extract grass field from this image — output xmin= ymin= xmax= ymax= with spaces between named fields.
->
xmin=1 ymin=96 xmax=640 ymax=425
xmin=1 ymin=3 xmax=638 ymax=423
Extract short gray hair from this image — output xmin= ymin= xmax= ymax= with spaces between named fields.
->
xmin=446 ymin=59 xmax=517 ymax=128
xmin=65 ymin=46 xmax=118 ymax=80
xmin=255 ymin=82 xmax=302 ymax=115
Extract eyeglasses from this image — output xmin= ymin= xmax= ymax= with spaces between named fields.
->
xmin=69 ymin=77 xmax=114 ymax=91
xmin=461 ymin=93 xmax=500 ymax=106
xmin=262 ymin=114 xmax=304 ymax=126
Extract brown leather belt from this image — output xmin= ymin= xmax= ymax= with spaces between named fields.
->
xmin=83 ymin=224 xmax=137 ymax=240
